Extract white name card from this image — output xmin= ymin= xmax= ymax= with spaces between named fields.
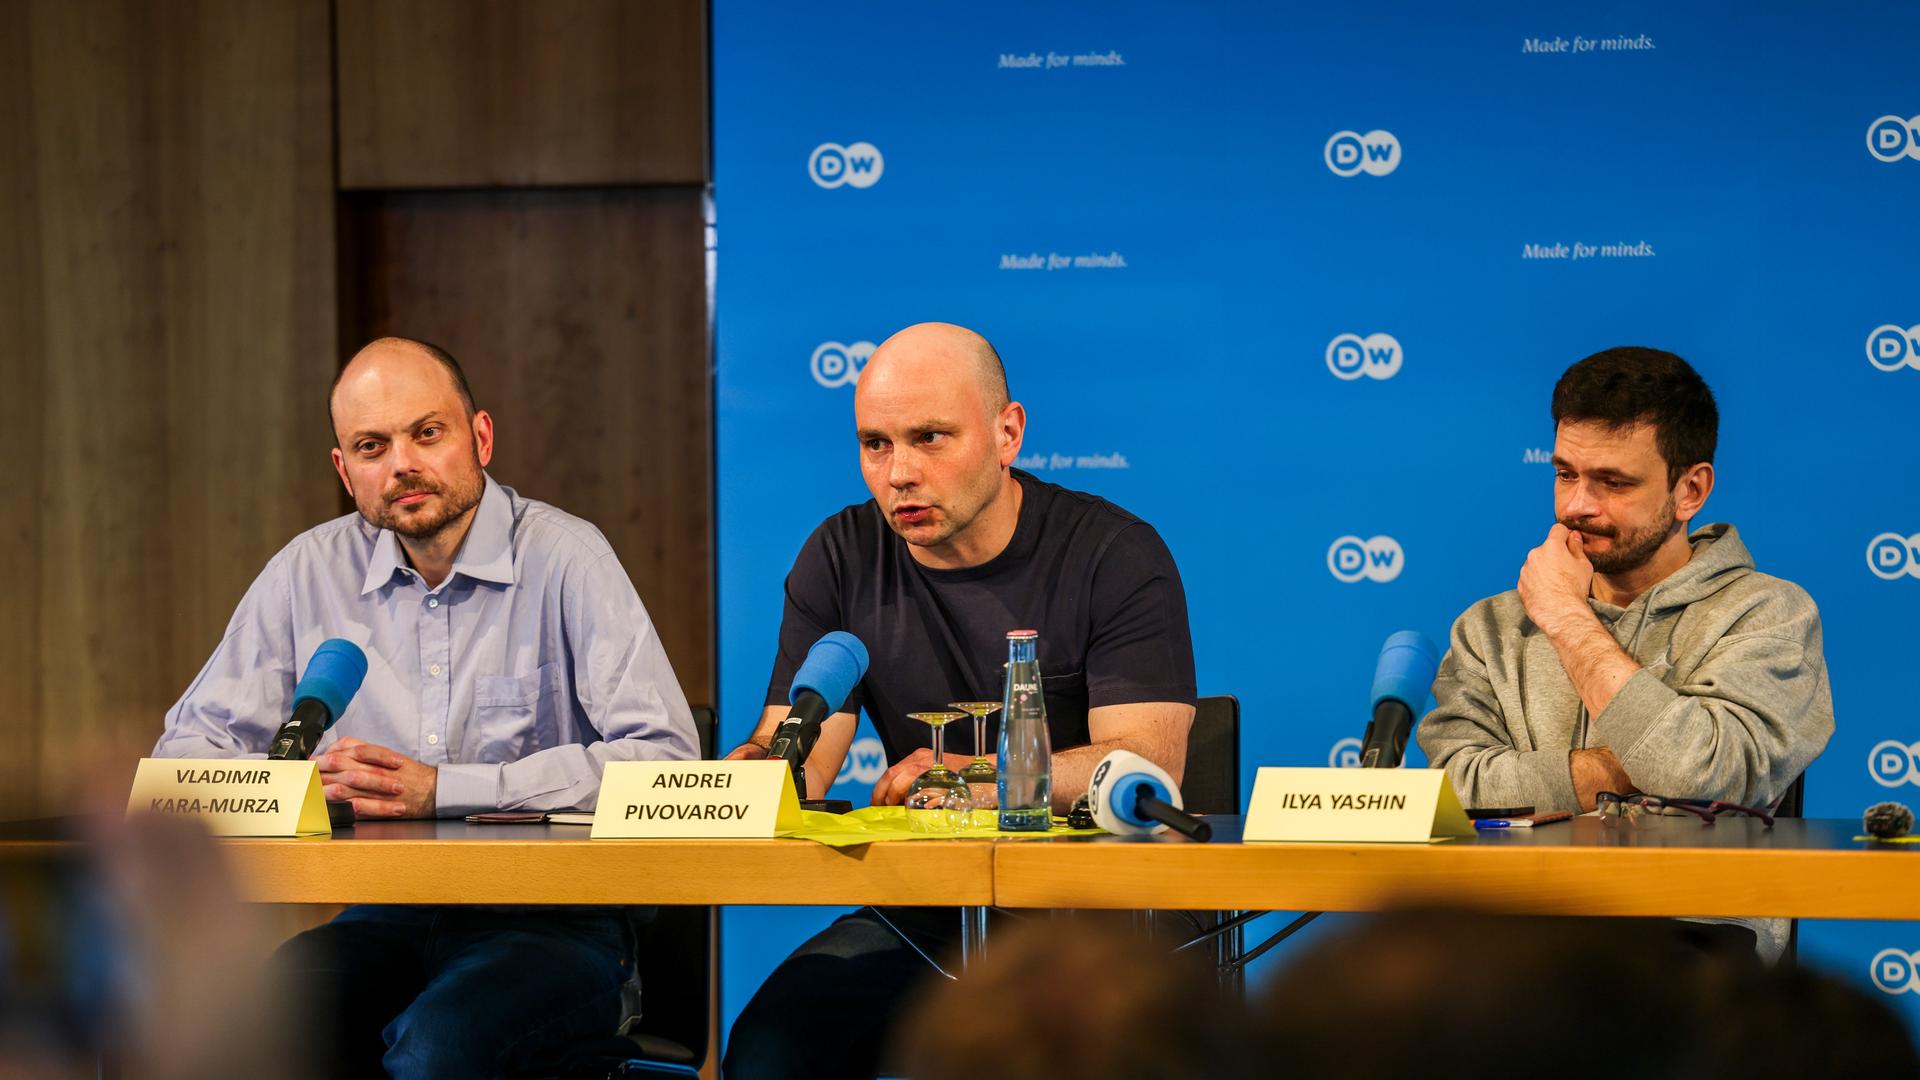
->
xmin=591 ymin=760 xmax=803 ymax=839
xmin=1244 ymin=767 xmax=1475 ymax=843
xmin=126 ymin=758 xmax=330 ymax=836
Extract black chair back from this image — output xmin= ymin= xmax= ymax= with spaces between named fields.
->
xmin=690 ymin=705 xmax=717 ymax=762
xmin=1776 ymin=771 xmax=1805 ymax=819
xmin=1181 ymin=695 xmax=1241 ymax=815
xmin=1777 ymin=770 xmax=1806 ymax=964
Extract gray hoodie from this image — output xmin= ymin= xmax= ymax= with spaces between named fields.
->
xmin=1417 ymin=523 xmax=1835 ymax=959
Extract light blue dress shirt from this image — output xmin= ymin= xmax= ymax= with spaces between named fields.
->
xmin=154 ymin=474 xmax=699 ymax=815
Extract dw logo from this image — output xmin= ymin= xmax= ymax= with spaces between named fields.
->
xmin=1326 ymin=333 xmax=1404 ymax=380
xmin=1869 ymin=740 xmax=1920 ymax=788
xmin=1866 ymin=533 xmax=1920 ymax=581
xmin=1867 ymin=324 xmax=1920 ymax=371
xmin=1866 ymin=115 xmax=1920 ymax=163
xmin=835 ymin=736 xmax=888 ymax=787
xmin=811 ymin=340 xmax=876 ymax=388
xmin=809 ymin=142 xmax=885 ymax=188
xmin=1870 ymin=948 xmax=1920 ymax=995
xmin=1328 ymin=535 xmax=1405 ymax=583
xmin=1324 ymin=129 xmax=1401 ymax=177
xmin=1329 ymin=737 xmax=1363 ymax=769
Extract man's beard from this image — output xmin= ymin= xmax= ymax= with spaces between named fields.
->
xmin=360 ymin=468 xmax=484 ymax=541
xmin=1562 ymin=494 xmax=1678 ymax=574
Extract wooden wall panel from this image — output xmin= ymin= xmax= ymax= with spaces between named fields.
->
xmin=0 ymin=0 xmax=338 ymax=819
xmin=335 ymin=0 xmax=709 ymax=189
xmin=0 ymin=3 xmax=50 ymax=818
xmin=342 ymin=188 xmax=714 ymax=703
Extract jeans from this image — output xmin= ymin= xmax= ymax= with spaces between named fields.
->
xmin=723 ymin=906 xmax=959 ymax=1080
xmin=275 ymin=904 xmax=633 ymax=1080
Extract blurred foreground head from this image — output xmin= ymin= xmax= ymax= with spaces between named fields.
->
xmin=893 ymin=915 xmax=1245 ymax=1080
xmin=1255 ymin=908 xmax=1918 ymax=1079
xmin=0 ymin=811 xmax=309 ymax=1080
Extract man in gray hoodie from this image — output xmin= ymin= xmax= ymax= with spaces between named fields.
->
xmin=1417 ymin=347 xmax=1833 ymax=957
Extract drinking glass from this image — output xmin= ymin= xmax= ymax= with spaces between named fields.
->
xmin=948 ymin=701 xmax=1002 ymax=786
xmin=903 ymin=711 xmax=974 ymax=833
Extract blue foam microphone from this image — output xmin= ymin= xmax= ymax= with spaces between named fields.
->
xmin=766 ymin=632 xmax=869 ymax=768
xmin=267 ymin=639 xmax=369 ymax=761
xmin=1360 ymin=630 xmax=1440 ymax=769
xmin=1087 ymin=749 xmax=1211 ymax=841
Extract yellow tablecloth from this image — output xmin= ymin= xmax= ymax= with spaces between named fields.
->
xmin=784 ymin=805 xmax=1103 ymax=847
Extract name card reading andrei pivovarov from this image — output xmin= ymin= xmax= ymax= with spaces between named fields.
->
xmin=1243 ymin=767 xmax=1474 ymax=843
xmin=126 ymin=759 xmax=330 ymax=836
xmin=591 ymin=760 xmax=803 ymax=838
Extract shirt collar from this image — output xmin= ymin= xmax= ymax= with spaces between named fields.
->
xmin=359 ymin=473 xmax=516 ymax=595
xmin=451 ymin=474 xmax=517 ymax=586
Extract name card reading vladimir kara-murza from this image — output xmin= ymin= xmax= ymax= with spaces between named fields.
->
xmin=1243 ymin=766 xmax=1475 ymax=843
xmin=591 ymin=760 xmax=803 ymax=838
xmin=126 ymin=759 xmax=330 ymax=836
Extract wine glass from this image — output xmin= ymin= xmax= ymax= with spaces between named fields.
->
xmin=948 ymin=701 xmax=1001 ymax=786
xmin=903 ymin=711 xmax=974 ymax=833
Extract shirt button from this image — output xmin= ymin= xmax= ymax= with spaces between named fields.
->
xmin=429 ymin=663 xmax=442 ymax=676
xmin=428 ymin=598 xmax=439 ymax=609
xmin=427 ymin=734 xmax=440 ymax=745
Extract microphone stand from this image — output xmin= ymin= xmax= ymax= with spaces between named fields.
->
xmin=771 ymin=715 xmax=851 ymax=814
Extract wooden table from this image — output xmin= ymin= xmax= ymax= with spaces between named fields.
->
xmin=5 ymin=816 xmax=1915 ymax=920
xmin=994 ymin=816 xmax=1920 ymax=920
xmin=0 ymin=818 xmax=997 ymax=907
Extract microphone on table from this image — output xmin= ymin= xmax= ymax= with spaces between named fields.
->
xmin=1358 ymin=630 xmax=1440 ymax=769
xmin=267 ymin=638 xmax=369 ymax=762
xmin=766 ymin=632 xmax=869 ymax=793
xmin=1087 ymin=749 xmax=1212 ymax=842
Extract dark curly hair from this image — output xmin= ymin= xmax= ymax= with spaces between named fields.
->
xmin=1552 ymin=347 xmax=1717 ymax=488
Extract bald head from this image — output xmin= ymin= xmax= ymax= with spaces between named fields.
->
xmin=858 ymin=322 xmax=1009 ymax=418
xmin=329 ymin=337 xmax=477 ymax=436
xmin=852 ymin=322 xmax=1026 ymax=567
xmin=327 ymin=336 xmax=493 ymax=546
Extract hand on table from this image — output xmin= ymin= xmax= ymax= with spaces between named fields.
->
xmin=1571 ymin=747 xmax=1636 ymax=813
xmin=315 ymin=736 xmax=437 ymax=818
xmin=870 ymin=748 xmax=981 ymax=806
xmin=723 ymin=740 xmax=770 ymax=761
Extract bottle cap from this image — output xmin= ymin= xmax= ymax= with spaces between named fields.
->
xmin=1006 ymin=629 xmax=1038 ymax=639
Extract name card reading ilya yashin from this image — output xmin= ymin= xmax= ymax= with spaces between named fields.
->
xmin=1243 ymin=766 xmax=1475 ymax=843
xmin=591 ymin=760 xmax=803 ymax=838
xmin=126 ymin=759 xmax=330 ymax=836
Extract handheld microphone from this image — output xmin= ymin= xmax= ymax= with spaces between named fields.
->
xmin=1359 ymin=630 xmax=1440 ymax=769
xmin=766 ymin=632 xmax=869 ymax=768
xmin=1086 ymin=749 xmax=1212 ymax=842
xmin=266 ymin=639 xmax=369 ymax=761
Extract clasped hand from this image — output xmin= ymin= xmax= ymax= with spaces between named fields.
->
xmin=315 ymin=736 xmax=438 ymax=818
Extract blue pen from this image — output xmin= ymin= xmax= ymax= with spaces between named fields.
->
xmin=1474 ymin=811 xmax=1571 ymax=830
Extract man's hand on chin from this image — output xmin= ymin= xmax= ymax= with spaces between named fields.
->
xmin=316 ymin=736 xmax=438 ymax=818
xmin=1518 ymin=524 xmax=1598 ymax=639
xmin=1520 ymin=524 xmax=1641 ymax=716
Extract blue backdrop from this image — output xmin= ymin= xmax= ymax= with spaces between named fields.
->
xmin=712 ymin=0 xmax=1920 ymax=1040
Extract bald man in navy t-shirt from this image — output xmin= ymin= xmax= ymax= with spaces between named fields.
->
xmin=723 ymin=322 xmax=1197 ymax=1080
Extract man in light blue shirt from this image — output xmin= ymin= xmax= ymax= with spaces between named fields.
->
xmin=155 ymin=336 xmax=696 ymax=1078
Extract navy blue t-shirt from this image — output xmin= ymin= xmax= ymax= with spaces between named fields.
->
xmin=764 ymin=470 xmax=1197 ymax=763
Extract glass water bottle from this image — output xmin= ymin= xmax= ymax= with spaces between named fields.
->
xmin=996 ymin=630 xmax=1052 ymax=831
